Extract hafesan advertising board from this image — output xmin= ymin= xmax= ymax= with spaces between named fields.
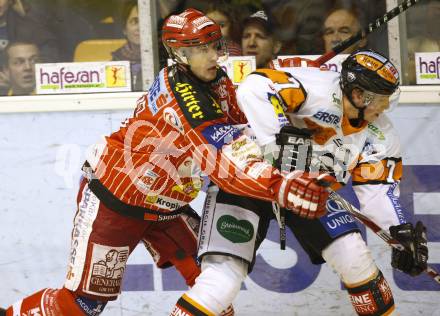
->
xmin=36 ymin=61 xmax=132 ymax=94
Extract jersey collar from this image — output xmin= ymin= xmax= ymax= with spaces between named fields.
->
xmin=341 ymin=114 xmax=368 ymax=136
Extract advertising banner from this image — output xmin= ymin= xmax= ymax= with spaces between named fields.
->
xmin=275 ymin=54 xmax=349 ymax=72
xmin=219 ymin=56 xmax=256 ymax=85
xmin=415 ymin=52 xmax=440 ymax=84
xmin=35 ymin=61 xmax=132 ymax=94
xmin=0 ymin=104 xmax=439 ymax=315
xmin=168 ymin=56 xmax=256 ymax=86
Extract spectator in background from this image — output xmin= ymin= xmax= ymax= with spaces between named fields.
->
xmin=0 ymin=41 xmax=39 ymax=96
xmin=206 ymin=1 xmax=242 ymax=56
xmin=241 ymin=10 xmax=281 ymax=68
xmin=0 ymin=0 xmax=19 ymax=66
xmin=0 ymin=0 xmax=59 ymax=64
xmin=111 ymin=1 xmax=142 ymax=91
xmin=261 ymin=0 xmax=332 ymax=55
xmin=322 ymin=8 xmax=366 ymax=54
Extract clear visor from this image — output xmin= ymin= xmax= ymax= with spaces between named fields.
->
xmin=386 ymin=88 xmax=401 ymax=112
xmin=175 ymin=39 xmax=229 ymax=64
xmin=362 ymin=88 xmax=401 ymax=113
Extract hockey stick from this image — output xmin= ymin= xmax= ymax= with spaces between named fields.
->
xmin=327 ymin=188 xmax=440 ymax=285
xmin=272 ymin=202 xmax=286 ymax=250
xmin=314 ymin=0 xmax=420 ymax=66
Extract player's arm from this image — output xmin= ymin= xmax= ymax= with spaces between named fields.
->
xmin=234 ymin=69 xmax=335 ymax=219
xmin=184 ymin=116 xmax=332 ymax=219
xmin=351 ymin=115 xmax=428 ymax=276
xmin=166 ymin=71 xmax=329 ymax=217
xmin=236 ymin=69 xmax=307 ymax=147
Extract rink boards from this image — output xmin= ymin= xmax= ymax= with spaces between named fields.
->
xmin=0 ymin=100 xmax=439 ymax=315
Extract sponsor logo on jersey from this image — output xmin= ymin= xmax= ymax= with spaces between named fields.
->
xmin=217 ymin=215 xmax=254 ymax=243
xmin=171 ymin=74 xmax=225 ymax=127
xmin=145 ymin=195 xmax=183 ymax=210
xmin=232 ymin=138 xmax=247 ymax=150
xmin=378 ymin=276 xmax=393 ymax=305
xmin=386 ymin=183 xmax=406 ymax=224
xmin=268 ymin=93 xmax=289 ymax=126
xmin=313 ymin=110 xmax=341 ymax=125
xmin=247 ymin=162 xmax=270 ymax=179
xmin=222 ymin=134 xmax=261 ymax=169
xmin=76 ymin=296 xmax=106 ymax=316
xmin=214 ymin=77 xmax=228 ymax=98
xmin=367 ymin=123 xmax=386 ymax=140
xmin=85 ymin=244 xmax=129 ymax=296
xmin=332 ymin=92 xmax=342 ymax=105
xmin=201 ymin=124 xmax=241 ymax=149
xmin=148 ymin=71 xmax=173 ymax=115
xmin=172 ymin=180 xmax=202 ymax=198
xmin=134 ymin=94 xmax=147 ymax=117
xmin=320 ymin=199 xmax=358 ymax=238
xmin=136 ymin=169 xmax=159 ymax=191
xmin=67 ymin=187 xmax=100 ymax=282
xmin=349 ymin=290 xmax=378 ymax=314
xmin=174 ymin=82 xmax=205 ymax=119
xmin=163 ymin=107 xmax=184 ymax=133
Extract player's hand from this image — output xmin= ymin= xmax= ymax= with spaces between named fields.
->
xmin=274 ymin=171 xmax=335 ymax=219
xmin=278 ymin=57 xmax=320 ymax=68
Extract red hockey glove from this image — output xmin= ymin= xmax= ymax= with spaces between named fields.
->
xmin=278 ymin=57 xmax=320 ymax=68
xmin=275 ymin=171 xmax=335 ymax=219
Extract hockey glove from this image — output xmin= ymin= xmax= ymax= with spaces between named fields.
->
xmin=278 ymin=57 xmax=320 ymax=68
xmin=275 ymin=125 xmax=313 ymax=173
xmin=389 ymin=221 xmax=428 ymax=276
xmin=275 ymin=171 xmax=335 ymax=219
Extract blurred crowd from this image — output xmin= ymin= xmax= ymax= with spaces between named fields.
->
xmin=0 ymin=0 xmax=438 ymax=96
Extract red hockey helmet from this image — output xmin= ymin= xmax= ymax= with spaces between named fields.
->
xmin=162 ymin=8 xmax=222 ymax=48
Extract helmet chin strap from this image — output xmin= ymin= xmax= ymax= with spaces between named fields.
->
xmin=347 ymin=90 xmax=372 ymax=126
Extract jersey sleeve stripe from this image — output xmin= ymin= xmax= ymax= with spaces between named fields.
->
xmin=351 ymin=158 xmax=402 ymax=185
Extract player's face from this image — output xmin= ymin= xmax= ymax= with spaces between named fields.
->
xmin=242 ymin=22 xmax=278 ymax=68
xmin=185 ymin=41 xmax=225 ymax=82
xmin=7 ymin=44 xmax=39 ymax=93
xmin=323 ymin=10 xmax=361 ymax=53
xmin=124 ymin=5 xmax=140 ymax=46
xmin=346 ymin=89 xmax=393 ymax=122
xmin=362 ymin=95 xmax=390 ymax=122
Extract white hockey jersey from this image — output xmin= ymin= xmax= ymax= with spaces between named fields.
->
xmin=236 ymin=67 xmax=407 ymax=230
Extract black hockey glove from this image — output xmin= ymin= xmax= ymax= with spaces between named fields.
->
xmin=275 ymin=125 xmax=313 ymax=173
xmin=389 ymin=221 xmax=428 ymax=276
